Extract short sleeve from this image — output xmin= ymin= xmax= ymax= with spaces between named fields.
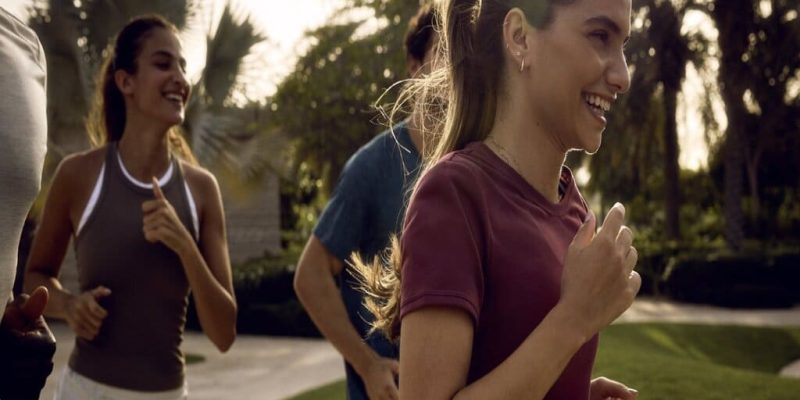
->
xmin=313 ymin=154 xmax=371 ymax=262
xmin=399 ymin=161 xmax=485 ymax=325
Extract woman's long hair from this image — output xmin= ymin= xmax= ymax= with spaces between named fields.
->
xmin=86 ymin=14 xmax=196 ymax=164
xmin=353 ymin=0 xmax=572 ymax=341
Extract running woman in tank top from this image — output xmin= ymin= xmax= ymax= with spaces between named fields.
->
xmin=24 ymin=15 xmax=236 ymax=399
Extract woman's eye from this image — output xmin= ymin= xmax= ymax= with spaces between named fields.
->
xmin=591 ymin=30 xmax=609 ymax=43
xmin=156 ymin=62 xmax=170 ymax=70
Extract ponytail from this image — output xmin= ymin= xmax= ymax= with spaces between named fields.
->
xmin=354 ymin=0 xmax=571 ymax=341
xmin=87 ymin=15 xmax=197 ymax=165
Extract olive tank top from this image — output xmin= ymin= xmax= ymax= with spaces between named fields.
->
xmin=69 ymin=142 xmax=195 ymax=391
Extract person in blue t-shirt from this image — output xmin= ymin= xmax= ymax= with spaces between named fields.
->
xmin=293 ymin=4 xmax=437 ymax=400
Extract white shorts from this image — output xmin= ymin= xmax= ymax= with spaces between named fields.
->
xmin=53 ymin=367 xmax=188 ymax=400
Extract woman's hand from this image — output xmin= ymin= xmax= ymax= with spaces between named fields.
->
xmin=361 ymin=356 xmax=400 ymax=400
xmin=590 ymin=376 xmax=638 ymax=400
xmin=142 ymin=177 xmax=194 ymax=256
xmin=64 ymin=286 xmax=111 ymax=340
xmin=559 ymin=203 xmax=641 ymax=339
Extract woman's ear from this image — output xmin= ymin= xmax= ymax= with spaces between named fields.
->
xmin=114 ymin=69 xmax=135 ymax=96
xmin=503 ymin=8 xmax=533 ymax=72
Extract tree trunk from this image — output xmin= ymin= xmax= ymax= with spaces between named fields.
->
xmin=723 ymin=122 xmax=745 ymax=250
xmin=663 ymin=85 xmax=681 ymax=240
xmin=745 ymin=154 xmax=760 ymax=225
xmin=713 ymin=0 xmax=752 ymax=251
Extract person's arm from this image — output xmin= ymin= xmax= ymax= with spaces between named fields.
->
xmin=0 ymin=287 xmax=56 ymax=400
xmin=400 ymin=305 xmax=586 ymax=399
xmin=0 ymin=5 xmax=48 ymax=307
xmin=143 ymin=172 xmax=236 ymax=352
xmin=589 ymin=376 xmax=638 ymax=400
xmin=25 ymin=155 xmax=111 ymax=342
xmin=294 ymin=236 xmax=398 ymax=400
xmin=399 ymin=205 xmax=640 ymax=400
xmin=24 ymin=159 xmax=74 ymax=319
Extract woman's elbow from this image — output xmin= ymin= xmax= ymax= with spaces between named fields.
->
xmin=212 ymin=303 xmax=238 ymax=352
xmin=212 ymin=326 xmax=237 ymax=353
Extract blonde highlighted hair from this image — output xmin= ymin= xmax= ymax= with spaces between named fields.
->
xmin=352 ymin=0 xmax=573 ymax=341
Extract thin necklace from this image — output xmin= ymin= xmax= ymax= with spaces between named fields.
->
xmin=485 ymin=135 xmax=522 ymax=173
xmin=484 ymin=135 xmax=564 ymax=201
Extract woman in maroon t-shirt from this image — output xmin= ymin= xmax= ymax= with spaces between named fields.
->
xmin=355 ymin=1 xmax=642 ymax=399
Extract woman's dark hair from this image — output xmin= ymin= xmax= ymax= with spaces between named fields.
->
xmin=404 ymin=3 xmax=437 ymax=64
xmin=87 ymin=14 xmax=196 ymax=163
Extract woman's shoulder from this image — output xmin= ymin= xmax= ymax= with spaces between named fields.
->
xmin=46 ymin=147 xmax=106 ymax=214
xmin=54 ymin=146 xmax=106 ymax=184
xmin=411 ymin=149 xmax=489 ymax=213
xmin=180 ymin=161 xmax=220 ymax=197
xmin=419 ymin=146 xmax=488 ymax=188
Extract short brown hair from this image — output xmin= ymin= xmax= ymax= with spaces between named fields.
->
xmin=404 ymin=3 xmax=436 ymax=63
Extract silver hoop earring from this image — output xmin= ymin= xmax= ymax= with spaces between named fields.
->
xmin=520 ymin=58 xmax=525 ymax=72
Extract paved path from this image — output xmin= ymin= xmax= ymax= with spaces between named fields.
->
xmin=617 ymin=299 xmax=800 ymax=327
xmin=38 ymin=299 xmax=800 ymax=399
xmin=39 ymin=324 xmax=344 ymax=400
xmin=780 ymin=360 xmax=800 ymax=378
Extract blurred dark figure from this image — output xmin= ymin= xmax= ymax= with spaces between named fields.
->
xmin=0 ymin=5 xmax=56 ymax=400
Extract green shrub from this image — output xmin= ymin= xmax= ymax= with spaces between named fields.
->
xmin=665 ymin=252 xmax=798 ymax=308
xmin=187 ymin=250 xmax=322 ymax=337
xmin=635 ymin=242 xmax=800 ymax=308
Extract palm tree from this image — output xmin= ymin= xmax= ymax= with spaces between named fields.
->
xmin=27 ymin=0 xmax=267 ymax=181
xmin=589 ymin=0 xmax=711 ymax=242
xmin=185 ymin=4 xmax=267 ymax=168
xmin=16 ymin=0 xmax=274 ymax=289
xmin=705 ymin=0 xmax=800 ymax=247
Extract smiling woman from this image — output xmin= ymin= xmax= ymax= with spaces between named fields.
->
xmin=353 ymin=1 xmax=644 ymax=399
xmin=24 ymin=14 xmax=237 ymax=399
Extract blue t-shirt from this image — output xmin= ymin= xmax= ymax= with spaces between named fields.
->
xmin=313 ymin=122 xmax=420 ymax=399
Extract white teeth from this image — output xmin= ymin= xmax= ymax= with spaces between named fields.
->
xmin=584 ymin=94 xmax=611 ymax=112
xmin=164 ymin=93 xmax=183 ymax=103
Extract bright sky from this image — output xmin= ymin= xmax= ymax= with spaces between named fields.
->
xmin=2 ymin=0 xmax=347 ymax=97
xmin=215 ymin=0 xmax=349 ymax=99
xmin=2 ymin=0 xmax=727 ymax=171
xmin=677 ymin=9 xmax=726 ymax=171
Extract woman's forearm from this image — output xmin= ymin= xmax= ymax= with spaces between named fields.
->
xmin=454 ymin=303 xmax=588 ymax=400
xmin=24 ymin=271 xmax=74 ymax=320
xmin=178 ymin=241 xmax=237 ymax=352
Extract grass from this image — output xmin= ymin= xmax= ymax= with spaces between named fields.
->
xmin=285 ymin=324 xmax=800 ymax=400
xmin=286 ymin=380 xmax=346 ymax=400
xmin=185 ymin=353 xmax=206 ymax=365
xmin=593 ymin=324 xmax=800 ymax=399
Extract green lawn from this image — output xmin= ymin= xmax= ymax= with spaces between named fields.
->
xmin=186 ymin=353 xmax=206 ymax=365
xmin=286 ymin=324 xmax=800 ymax=400
xmin=287 ymin=380 xmax=346 ymax=400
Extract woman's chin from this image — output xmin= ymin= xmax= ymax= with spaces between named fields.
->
xmin=159 ymin=113 xmax=184 ymax=127
xmin=578 ymin=133 xmax=603 ymax=155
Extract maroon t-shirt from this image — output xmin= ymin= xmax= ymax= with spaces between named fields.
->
xmin=400 ymin=142 xmax=597 ymax=399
